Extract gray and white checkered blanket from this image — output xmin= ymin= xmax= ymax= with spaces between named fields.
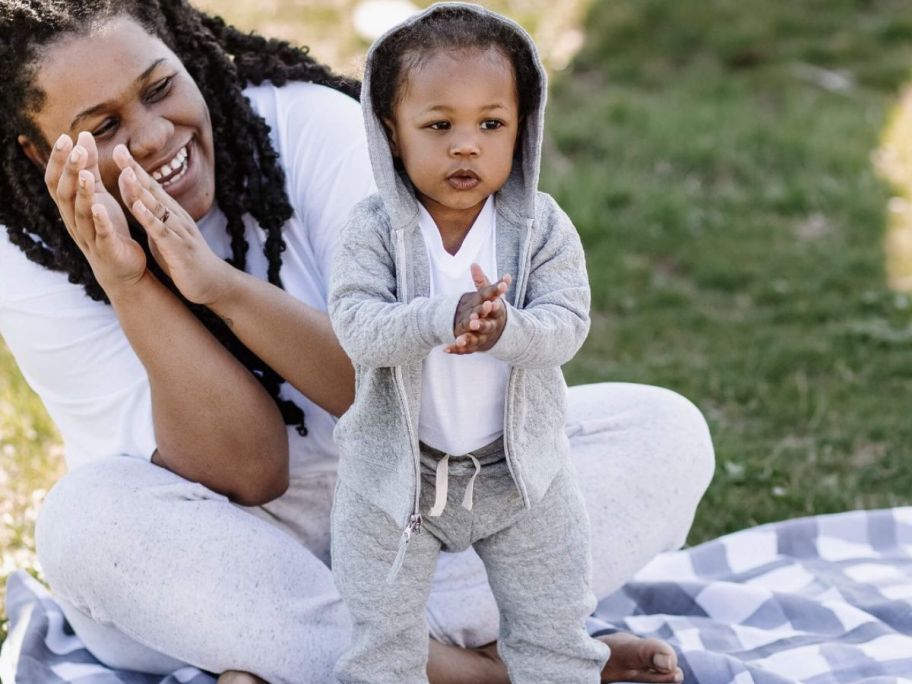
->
xmin=4 ymin=507 xmax=912 ymax=683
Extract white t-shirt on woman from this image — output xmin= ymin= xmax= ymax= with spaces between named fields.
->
xmin=0 ymin=82 xmax=375 ymax=474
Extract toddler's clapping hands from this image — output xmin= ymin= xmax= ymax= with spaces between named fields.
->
xmin=446 ymin=263 xmax=511 ymax=355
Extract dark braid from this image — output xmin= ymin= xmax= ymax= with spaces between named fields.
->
xmin=0 ymin=0 xmax=361 ymax=436
xmin=369 ymin=6 xmax=541 ymax=140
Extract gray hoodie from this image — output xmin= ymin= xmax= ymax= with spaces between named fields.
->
xmin=328 ymin=2 xmax=591 ymax=543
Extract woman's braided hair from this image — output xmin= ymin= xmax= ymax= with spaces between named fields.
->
xmin=1 ymin=0 xmax=361 ymax=436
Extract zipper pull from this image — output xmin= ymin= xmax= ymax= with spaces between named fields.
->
xmin=387 ymin=514 xmax=422 ymax=584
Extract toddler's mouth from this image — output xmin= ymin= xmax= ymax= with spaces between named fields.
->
xmin=447 ymin=169 xmax=480 ymax=191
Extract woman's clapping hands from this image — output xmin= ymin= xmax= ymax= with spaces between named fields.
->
xmin=113 ymin=144 xmax=234 ymax=306
xmin=45 ymin=131 xmax=146 ymax=292
xmin=45 ymin=131 xmax=233 ymax=306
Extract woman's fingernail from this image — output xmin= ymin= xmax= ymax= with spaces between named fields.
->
xmin=124 ymin=167 xmax=136 ymax=181
xmin=69 ymin=147 xmax=82 ymax=163
xmin=55 ymin=135 xmax=68 ymax=151
xmin=653 ymin=654 xmax=673 ymax=671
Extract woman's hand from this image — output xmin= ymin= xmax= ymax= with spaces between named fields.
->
xmin=46 ymin=131 xmax=147 ymax=292
xmin=114 ymin=144 xmax=236 ymax=307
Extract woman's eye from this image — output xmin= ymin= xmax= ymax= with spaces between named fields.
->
xmin=428 ymin=121 xmax=451 ymax=131
xmin=146 ymin=76 xmax=175 ymax=103
xmin=481 ymin=120 xmax=504 ymax=130
xmin=92 ymin=118 xmax=119 ymax=138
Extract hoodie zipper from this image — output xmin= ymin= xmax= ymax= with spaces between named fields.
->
xmin=388 ymin=228 xmax=423 ymax=582
xmin=388 ymin=513 xmax=422 ymax=582
xmin=501 ymin=219 xmax=535 ymax=507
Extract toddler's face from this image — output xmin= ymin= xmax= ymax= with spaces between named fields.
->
xmin=385 ymin=47 xmax=519 ymax=230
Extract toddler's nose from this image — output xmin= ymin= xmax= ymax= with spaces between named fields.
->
xmin=449 ymin=135 xmax=480 ymax=158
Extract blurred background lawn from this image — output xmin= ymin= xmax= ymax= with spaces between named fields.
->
xmin=3 ymin=0 xmax=912 ymax=645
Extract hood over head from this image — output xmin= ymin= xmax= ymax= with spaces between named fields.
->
xmin=361 ymin=2 xmax=547 ymax=229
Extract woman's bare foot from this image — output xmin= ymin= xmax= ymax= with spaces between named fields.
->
xmin=428 ymin=639 xmax=509 ymax=684
xmin=217 ymin=671 xmax=268 ymax=684
xmin=599 ymin=632 xmax=684 ymax=683
xmin=427 ymin=632 xmax=682 ymax=684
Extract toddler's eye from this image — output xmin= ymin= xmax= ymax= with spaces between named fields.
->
xmin=428 ymin=121 xmax=451 ymax=131
xmin=481 ymin=120 xmax=504 ymax=130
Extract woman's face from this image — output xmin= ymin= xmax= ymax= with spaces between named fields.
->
xmin=19 ymin=15 xmax=216 ymax=221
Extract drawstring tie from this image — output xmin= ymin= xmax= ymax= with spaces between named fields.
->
xmin=388 ymin=449 xmax=486 ymax=582
xmin=427 ymin=452 xmax=481 ymax=517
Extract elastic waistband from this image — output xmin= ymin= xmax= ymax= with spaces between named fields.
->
xmin=419 ymin=436 xmax=504 ymax=462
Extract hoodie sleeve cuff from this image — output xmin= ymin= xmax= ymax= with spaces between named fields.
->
xmin=418 ymin=292 xmax=462 ymax=346
xmin=487 ymin=303 xmax=530 ymax=362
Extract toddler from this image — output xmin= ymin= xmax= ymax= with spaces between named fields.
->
xmin=328 ymin=3 xmax=610 ymax=682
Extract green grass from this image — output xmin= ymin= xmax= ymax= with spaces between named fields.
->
xmin=0 ymin=344 xmax=65 ymax=643
xmin=545 ymin=0 xmax=912 ymax=540
xmin=3 ymin=0 xmax=912 ymax=652
xmin=192 ymin=0 xmax=590 ymax=74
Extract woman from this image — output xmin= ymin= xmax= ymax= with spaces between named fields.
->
xmin=0 ymin=1 xmax=714 ymax=682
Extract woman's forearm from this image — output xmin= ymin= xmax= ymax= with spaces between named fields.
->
xmin=107 ymin=153 xmax=354 ymax=416
xmin=108 ymin=270 xmax=289 ymax=505
xmin=208 ymin=269 xmax=355 ymax=418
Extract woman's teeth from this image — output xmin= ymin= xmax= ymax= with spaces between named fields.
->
xmin=152 ymin=146 xmax=189 ymax=186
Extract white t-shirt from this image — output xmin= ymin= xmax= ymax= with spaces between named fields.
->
xmin=0 ymin=82 xmax=375 ymax=475
xmin=417 ymin=196 xmax=510 ymax=455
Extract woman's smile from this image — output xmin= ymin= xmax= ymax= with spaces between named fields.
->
xmin=150 ymin=142 xmax=189 ymax=185
xmin=148 ymin=137 xmax=203 ymax=204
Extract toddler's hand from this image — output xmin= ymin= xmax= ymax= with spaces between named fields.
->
xmin=446 ymin=264 xmax=511 ymax=354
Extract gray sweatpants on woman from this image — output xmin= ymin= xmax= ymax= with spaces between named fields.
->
xmin=332 ymin=440 xmax=610 ymax=683
xmin=33 ymin=383 xmax=714 ymax=683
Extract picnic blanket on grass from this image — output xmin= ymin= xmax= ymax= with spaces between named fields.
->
xmin=4 ymin=507 xmax=912 ymax=683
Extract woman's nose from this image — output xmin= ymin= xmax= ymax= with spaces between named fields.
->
xmin=127 ymin=116 xmax=175 ymax=161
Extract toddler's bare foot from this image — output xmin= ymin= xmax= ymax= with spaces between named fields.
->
xmin=217 ymin=671 xmax=268 ymax=684
xmin=599 ymin=632 xmax=684 ymax=683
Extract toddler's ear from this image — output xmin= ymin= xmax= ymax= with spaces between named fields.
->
xmin=382 ymin=118 xmax=400 ymax=157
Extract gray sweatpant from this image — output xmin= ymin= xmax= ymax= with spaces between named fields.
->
xmin=331 ymin=440 xmax=610 ymax=684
